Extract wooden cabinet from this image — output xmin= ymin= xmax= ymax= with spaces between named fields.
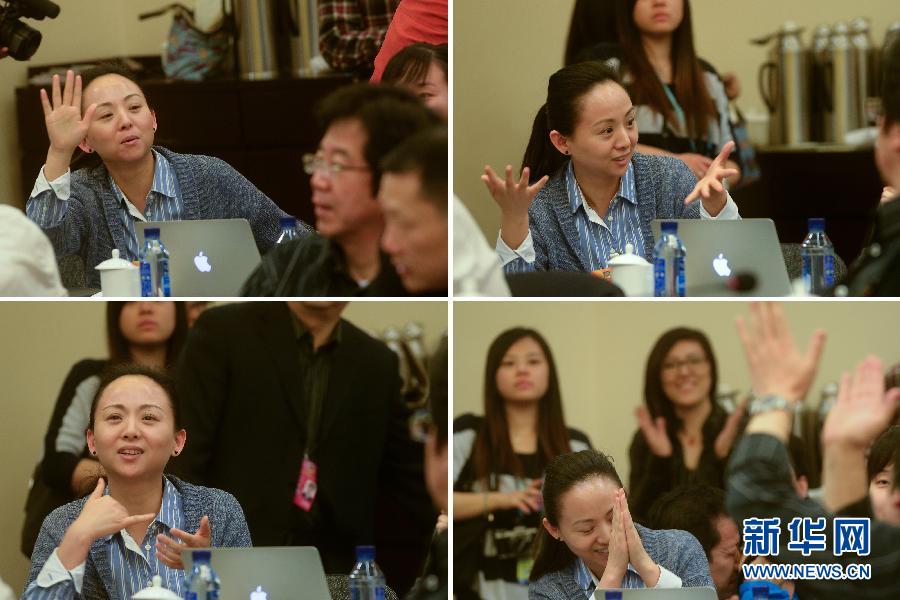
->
xmin=16 ymin=73 xmax=352 ymax=225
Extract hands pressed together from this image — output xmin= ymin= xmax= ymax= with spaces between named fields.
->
xmin=599 ymin=489 xmax=659 ymax=588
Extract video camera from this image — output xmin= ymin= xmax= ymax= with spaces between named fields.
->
xmin=0 ymin=0 xmax=59 ymax=60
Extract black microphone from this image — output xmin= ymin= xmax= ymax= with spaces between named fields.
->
xmin=21 ymin=0 xmax=60 ymax=20
xmin=687 ymin=271 xmax=758 ymax=296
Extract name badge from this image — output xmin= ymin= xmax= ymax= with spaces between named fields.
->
xmin=293 ymin=455 xmax=318 ymax=512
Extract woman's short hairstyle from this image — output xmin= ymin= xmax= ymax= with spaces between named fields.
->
xmin=105 ymin=302 xmax=188 ymax=367
xmin=521 ymin=61 xmax=624 ymax=182
xmin=530 ymin=449 xmax=624 ymax=580
xmin=868 ymin=426 xmax=900 ymax=482
xmin=382 ymin=43 xmax=448 ymax=87
xmin=643 ymin=327 xmax=719 ymax=434
xmin=470 ymin=328 xmax=571 ymax=482
xmin=88 ymin=363 xmax=181 ymax=431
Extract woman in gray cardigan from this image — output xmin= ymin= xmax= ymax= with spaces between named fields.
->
xmin=26 ymin=61 xmax=312 ymax=288
xmin=482 ymin=61 xmax=739 ymax=274
xmin=528 ymin=450 xmax=713 ymax=599
xmin=23 ymin=364 xmax=251 ymax=600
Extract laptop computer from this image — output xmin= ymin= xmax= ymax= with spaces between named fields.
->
xmin=650 ymin=219 xmax=791 ymax=297
xmin=135 ymin=219 xmax=261 ymax=297
xmin=593 ymin=588 xmax=718 ymax=599
xmin=181 ymin=546 xmax=332 ymax=600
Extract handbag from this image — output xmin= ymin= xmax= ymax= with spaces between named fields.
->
xmin=20 ymin=462 xmax=75 ymax=558
xmin=729 ymin=104 xmax=762 ymax=188
xmin=139 ymin=3 xmax=233 ymax=81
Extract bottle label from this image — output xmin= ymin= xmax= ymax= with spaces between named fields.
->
xmin=675 ymin=255 xmax=686 ymax=297
xmin=139 ymin=262 xmax=153 ymax=297
xmin=160 ymin=264 xmax=172 ymax=297
xmin=824 ymin=254 xmax=834 ymax=287
xmin=653 ymin=257 xmax=666 ymax=297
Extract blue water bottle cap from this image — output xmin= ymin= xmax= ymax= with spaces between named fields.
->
xmin=807 ymin=217 xmax=825 ymax=232
xmin=660 ymin=220 xmax=678 ymax=234
xmin=144 ymin=227 xmax=160 ymax=239
xmin=280 ymin=216 xmax=297 ymax=229
xmin=751 ymin=585 xmax=769 ymax=599
xmin=355 ymin=545 xmax=375 ymax=561
xmin=191 ymin=549 xmax=211 ymax=562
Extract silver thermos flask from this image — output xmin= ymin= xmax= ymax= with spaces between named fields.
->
xmin=825 ymin=22 xmax=859 ymax=143
xmin=756 ymin=21 xmax=810 ymax=146
xmin=810 ymin=25 xmax=832 ymax=142
xmin=849 ymin=17 xmax=877 ymax=127
xmin=233 ymin=0 xmax=279 ymax=80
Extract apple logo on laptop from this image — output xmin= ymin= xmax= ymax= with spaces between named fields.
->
xmin=712 ymin=253 xmax=732 ymax=277
xmin=194 ymin=251 xmax=212 ymax=273
xmin=250 ymin=585 xmax=268 ymax=600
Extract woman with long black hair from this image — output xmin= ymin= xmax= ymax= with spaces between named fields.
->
xmin=453 ymin=328 xmax=591 ymax=599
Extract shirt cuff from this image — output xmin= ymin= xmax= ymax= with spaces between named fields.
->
xmin=30 ymin=166 xmax=72 ymax=201
xmin=36 ymin=548 xmax=85 ymax=593
xmin=654 ymin=565 xmax=683 ymax=588
xmin=700 ymin=190 xmax=740 ymax=220
xmin=495 ymin=229 xmax=536 ymax=266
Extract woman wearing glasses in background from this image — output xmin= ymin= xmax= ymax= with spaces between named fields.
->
xmin=628 ymin=327 xmax=746 ymax=523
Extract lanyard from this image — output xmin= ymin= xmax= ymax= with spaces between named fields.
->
xmin=662 ymin=84 xmax=697 ymax=152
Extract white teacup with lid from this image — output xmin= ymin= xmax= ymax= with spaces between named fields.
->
xmin=607 ymin=243 xmax=653 ymax=296
xmin=132 ymin=575 xmax=181 ymax=600
xmin=95 ymin=249 xmax=140 ymax=297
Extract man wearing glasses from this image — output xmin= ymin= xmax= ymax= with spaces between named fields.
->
xmin=241 ymin=83 xmax=439 ymax=296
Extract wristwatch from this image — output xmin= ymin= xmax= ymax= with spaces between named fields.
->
xmin=749 ymin=393 xmax=798 ymax=415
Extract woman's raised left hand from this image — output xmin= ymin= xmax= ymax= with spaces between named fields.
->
xmin=684 ymin=141 xmax=739 ymax=217
xmin=155 ymin=515 xmax=212 ymax=569
xmin=621 ymin=491 xmax=660 ymax=587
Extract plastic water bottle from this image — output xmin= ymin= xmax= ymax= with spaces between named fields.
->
xmin=800 ymin=217 xmax=835 ymax=295
xmin=139 ymin=228 xmax=170 ymax=297
xmin=349 ymin=545 xmax=386 ymax=600
xmin=653 ymin=221 xmax=686 ymax=297
xmin=751 ymin=585 xmax=770 ymax=599
xmin=276 ymin=216 xmax=299 ymax=244
xmin=184 ymin=550 xmax=220 ymax=600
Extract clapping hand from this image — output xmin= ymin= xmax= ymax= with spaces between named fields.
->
xmin=40 ymin=70 xmax=97 ymax=155
xmin=635 ymin=406 xmax=672 ymax=457
xmin=156 ymin=515 xmax=212 ymax=569
xmin=684 ymin=141 xmax=739 ymax=216
xmin=736 ymin=303 xmax=827 ymax=403
xmin=714 ymin=396 xmax=749 ymax=459
xmin=822 ymin=356 xmax=900 ymax=451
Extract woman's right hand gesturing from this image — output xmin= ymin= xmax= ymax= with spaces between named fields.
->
xmin=40 ymin=70 xmax=97 ymax=180
xmin=482 ymin=164 xmax=548 ymax=249
xmin=635 ymin=406 xmax=673 ymax=457
xmin=58 ymin=478 xmax=156 ymax=569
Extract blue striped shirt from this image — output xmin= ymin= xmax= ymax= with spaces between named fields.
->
xmin=574 ymin=557 xmax=650 ymax=592
xmin=27 ymin=149 xmax=183 ymax=262
xmin=27 ymin=477 xmax=186 ymax=599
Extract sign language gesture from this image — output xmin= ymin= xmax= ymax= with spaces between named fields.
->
xmin=58 ymin=478 xmax=157 ymax=569
xmin=736 ymin=303 xmax=827 ymax=403
xmin=482 ymin=164 xmax=549 ymax=249
xmin=635 ymin=406 xmax=672 ymax=457
xmin=156 ymin=515 xmax=213 ymax=569
xmin=683 ymin=141 xmax=739 ymax=217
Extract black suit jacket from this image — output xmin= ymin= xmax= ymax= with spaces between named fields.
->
xmin=172 ymin=302 xmax=428 ymax=572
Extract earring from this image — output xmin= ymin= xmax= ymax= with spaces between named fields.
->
xmin=173 ymin=450 xmax=179 ymax=456
xmin=91 ymin=450 xmax=96 ymax=455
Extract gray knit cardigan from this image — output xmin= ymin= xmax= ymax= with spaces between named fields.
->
xmin=528 ymin=524 xmax=714 ymax=599
xmin=30 ymin=146 xmax=313 ymax=287
xmin=23 ymin=476 xmax=252 ymax=600
xmin=521 ymin=153 xmax=701 ymax=271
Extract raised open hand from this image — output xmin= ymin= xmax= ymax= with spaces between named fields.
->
xmin=736 ymin=303 xmax=827 ymax=402
xmin=822 ymin=356 xmax=900 ymax=450
xmin=40 ymin=70 xmax=97 ymax=154
xmin=156 ymin=515 xmax=212 ymax=569
xmin=72 ymin=478 xmax=156 ymax=541
xmin=635 ymin=406 xmax=672 ymax=457
xmin=481 ymin=164 xmax=548 ymax=218
xmin=684 ymin=141 xmax=739 ymax=216
xmin=714 ymin=395 xmax=749 ymax=459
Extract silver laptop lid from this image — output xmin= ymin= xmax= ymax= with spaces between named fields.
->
xmin=650 ymin=219 xmax=791 ymax=297
xmin=135 ymin=219 xmax=261 ymax=297
xmin=181 ymin=546 xmax=332 ymax=600
xmin=593 ymin=587 xmax=718 ymax=599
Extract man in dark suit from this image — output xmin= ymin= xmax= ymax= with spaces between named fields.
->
xmin=172 ymin=301 xmax=432 ymax=588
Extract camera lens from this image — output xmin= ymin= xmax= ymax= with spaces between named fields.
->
xmin=0 ymin=17 xmax=42 ymax=60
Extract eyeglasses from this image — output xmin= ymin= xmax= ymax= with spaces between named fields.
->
xmin=661 ymin=355 xmax=708 ymax=374
xmin=302 ymin=153 xmax=370 ymax=177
